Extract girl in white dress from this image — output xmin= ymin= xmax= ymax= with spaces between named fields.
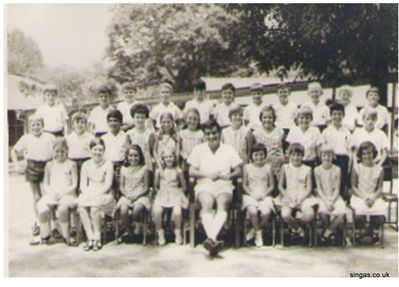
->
xmin=351 ymin=141 xmax=386 ymax=239
xmin=153 ymin=150 xmax=188 ymax=245
xmin=115 ymin=145 xmax=151 ymax=243
xmin=314 ymin=145 xmax=346 ymax=241
xmin=35 ymin=138 xmax=78 ymax=245
xmin=78 ymin=138 xmax=115 ymax=251
xmin=242 ymin=143 xmax=275 ymax=247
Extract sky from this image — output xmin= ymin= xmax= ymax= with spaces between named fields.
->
xmin=6 ymin=4 xmax=113 ymax=69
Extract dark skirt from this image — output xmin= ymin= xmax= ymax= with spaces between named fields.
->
xmin=25 ymin=160 xmax=47 ymax=183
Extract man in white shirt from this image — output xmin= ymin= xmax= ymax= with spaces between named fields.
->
xmin=149 ymin=82 xmax=183 ymax=129
xmin=184 ymin=79 xmax=214 ymax=125
xmin=188 ymin=120 xmax=242 ymax=256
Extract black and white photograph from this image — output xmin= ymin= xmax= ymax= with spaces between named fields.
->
xmin=3 ymin=2 xmax=399 ymax=277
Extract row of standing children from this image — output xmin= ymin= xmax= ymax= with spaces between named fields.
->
xmin=11 ymin=79 xmax=390 ymax=250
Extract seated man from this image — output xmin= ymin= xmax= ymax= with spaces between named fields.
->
xmin=187 ymin=119 xmax=242 ymax=256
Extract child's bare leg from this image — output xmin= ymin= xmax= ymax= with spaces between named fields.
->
xmin=37 ymin=201 xmax=50 ymax=239
xmin=172 ymin=206 xmax=182 ymax=229
xmin=79 ymin=207 xmax=94 ymax=241
xmin=120 ymin=203 xmax=131 ymax=234
xmin=282 ymin=206 xmax=299 ymax=230
xmin=330 ymin=214 xmax=345 ymax=233
xmin=319 ymin=213 xmax=330 ymax=236
xmin=131 ymin=203 xmax=145 ymax=221
xmin=247 ymin=206 xmax=260 ymax=231
xmin=259 ymin=209 xmax=272 ymax=229
xmin=90 ymin=207 xmax=102 ymax=243
xmin=153 ymin=206 xmax=163 ymax=231
xmin=57 ymin=204 xmax=70 ymax=241
xmin=300 ymin=206 xmax=315 ymax=226
xmin=29 ymin=182 xmax=42 ymax=224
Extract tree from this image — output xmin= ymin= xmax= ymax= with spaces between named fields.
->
xmin=105 ymin=4 xmax=247 ymax=92
xmin=229 ymin=4 xmax=398 ymax=105
xmin=8 ymin=28 xmax=43 ymax=76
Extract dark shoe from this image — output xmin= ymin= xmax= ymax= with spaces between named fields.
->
xmin=203 ymin=238 xmax=214 ymax=254
xmin=66 ymin=237 xmax=79 ymax=247
xmin=83 ymin=241 xmax=93 ymax=252
xmin=52 ymin=229 xmax=63 ymax=240
xmin=31 ymin=224 xmax=40 ymax=237
xmin=212 ymin=240 xmax=224 ymax=256
xmin=92 ymin=240 xmax=102 ymax=251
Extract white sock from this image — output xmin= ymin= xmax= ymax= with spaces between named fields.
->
xmin=201 ymin=212 xmax=215 ymax=239
xmin=210 ymin=211 xmax=227 ymax=240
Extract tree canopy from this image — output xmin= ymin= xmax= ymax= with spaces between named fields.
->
xmin=8 ymin=28 xmax=44 ymax=76
xmin=105 ymin=4 xmax=248 ymax=92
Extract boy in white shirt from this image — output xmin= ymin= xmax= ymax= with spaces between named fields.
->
xmin=336 ymin=85 xmax=359 ymax=132
xmin=303 ymin=82 xmax=330 ymax=131
xmin=102 ymin=110 xmax=131 ymax=195
xmin=11 ymin=115 xmax=56 ymax=242
xmin=150 ymin=82 xmax=183 ymax=129
xmin=35 ymin=84 xmax=68 ymax=137
xmin=358 ymin=87 xmax=390 ymax=131
xmin=243 ymin=83 xmax=265 ymax=130
xmin=117 ymin=82 xmax=142 ymax=131
xmin=66 ymin=112 xmax=95 ymax=176
xmin=184 ymin=79 xmax=214 ymax=125
xmin=321 ymin=102 xmax=352 ymax=200
xmin=88 ymin=84 xmax=115 ymax=137
xmin=213 ymin=83 xmax=236 ymax=128
xmin=274 ymin=83 xmax=298 ymax=136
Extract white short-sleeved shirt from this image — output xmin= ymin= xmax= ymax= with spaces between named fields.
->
xmin=273 ymin=101 xmax=298 ymax=130
xmin=321 ymin=125 xmax=352 ymax=156
xmin=342 ymin=103 xmax=359 ymax=131
xmin=117 ymin=100 xmax=142 ymax=126
xmin=88 ymin=105 xmax=115 ymax=134
xmin=187 ymin=142 xmax=242 ymax=190
xmin=303 ymin=102 xmax=330 ymax=126
xmin=243 ymin=103 xmax=265 ymax=130
xmin=351 ymin=127 xmax=389 ymax=162
xmin=221 ymin=126 xmax=249 ymax=161
xmin=184 ymin=99 xmax=214 ymax=124
xmin=213 ymin=102 xmax=235 ymax=128
xmin=286 ymin=126 xmax=322 ymax=161
xmin=13 ymin=132 xmax=55 ymax=161
xmin=358 ymin=104 xmax=390 ymax=130
xmin=150 ymin=102 xmax=183 ymax=128
xmin=101 ymin=131 xmax=129 ymax=163
xmin=35 ymin=103 xmax=68 ymax=133
xmin=66 ymin=131 xmax=95 ymax=159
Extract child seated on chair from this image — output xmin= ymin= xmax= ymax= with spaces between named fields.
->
xmin=78 ymin=138 xmax=115 ymax=252
xmin=153 ymin=150 xmax=188 ymax=245
xmin=115 ymin=145 xmax=151 ymax=243
xmin=34 ymin=138 xmax=78 ymax=246
xmin=242 ymin=143 xmax=275 ymax=247
xmin=278 ymin=143 xmax=317 ymax=239
xmin=350 ymin=141 xmax=386 ymax=243
xmin=314 ymin=145 xmax=346 ymax=243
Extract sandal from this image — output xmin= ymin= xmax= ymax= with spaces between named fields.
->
xmin=83 ymin=241 xmax=93 ymax=252
xmin=92 ymin=240 xmax=102 ymax=251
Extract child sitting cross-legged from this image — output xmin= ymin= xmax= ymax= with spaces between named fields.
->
xmin=242 ymin=143 xmax=275 ymax=247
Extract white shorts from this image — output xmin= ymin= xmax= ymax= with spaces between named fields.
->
xmin=317 ymin=197 xmax=347 ymax=215
xmin=350 ymin=195 xmax=387 ymax=216
xmin=195 ymin=180 xmax=234 ymax=199
xmin=242 ymin=195 xmax=275 ymax=214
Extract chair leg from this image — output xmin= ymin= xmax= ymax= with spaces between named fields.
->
xmin=280 ymin=221 xmax=285 ymax=247
xmin=234 ymin=209 xmax=240 ymax=248
xmin=189 ymin=205 xmax=195 ymax=248
xmin=272 ymin=216 xmax=276 ymax=247
xmin=114 ymin=210 xmax=120 ymax=243
xmin=380 ymin=223 xmax=385 ymax=247
xmin=142 ymin=210 xmax=147 ymax=246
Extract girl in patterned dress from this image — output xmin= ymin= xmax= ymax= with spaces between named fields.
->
xmin=314 ymin=145 xmax=346 ymax=242
xmin=150 ymin=112 xmax=181 ymax=169
xmin=115 ymin=145 xmax=151 ymax=243
xmin=250 ymin=106 xmax=286 ymax=179
xmin=242 ymin=143 xmax=275 ymax=247
xmin=179 ymin=108 xmax=204 ymax=171
xmin=78 ymin=138 xmax=115 ymax=251
xmin=153 ymin=150 xmax=188 ymax=245
xmin=351 ymin=141 xmax=386 ymax=240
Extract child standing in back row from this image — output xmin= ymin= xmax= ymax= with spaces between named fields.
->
xmin=336 ymin=85 xmax=359 ymax=132
xmin=184 ymin=79 xmax=214 ymax=125
xmin=213 ymin=83 xmax=236 ymax=128
xmin=243 ymin=83 xmax=265 ymax=130
xmin=117 ymin=82 xmax=143 ymax=131
xmin=358 ymin=87 xmax=390 ymax=131
xmin=88 ymin=84 xmax=115 ymax=137
xmin=303 ymin=82 xmax=330 ymax=131
xmin=273 ymin=83 xmax=297 ymax=136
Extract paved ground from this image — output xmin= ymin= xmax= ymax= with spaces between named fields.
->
xmin=5 ymin=174 xmax=398 ymax=277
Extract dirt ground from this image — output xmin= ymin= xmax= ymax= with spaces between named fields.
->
xmin=5 ymin=175 xmax=398 ymax=277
